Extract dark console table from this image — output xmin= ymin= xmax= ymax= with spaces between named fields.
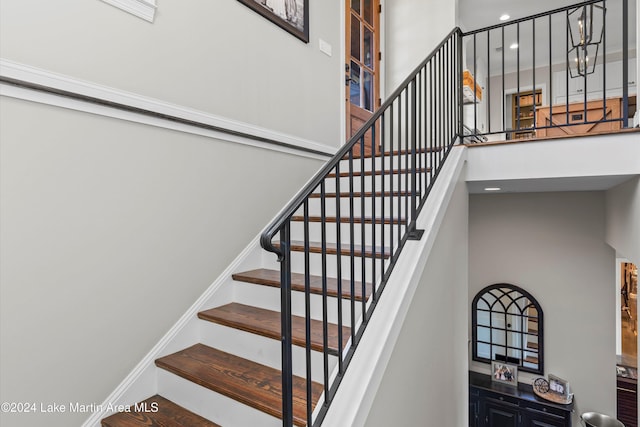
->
xmin=470 ymin=371 xmax=574 ymax=427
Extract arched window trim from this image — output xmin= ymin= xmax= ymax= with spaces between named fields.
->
xmin=472 ymin=283 xmax=544 ymax=375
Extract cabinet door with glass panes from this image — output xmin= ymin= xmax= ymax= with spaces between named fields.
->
xmin=512 ymin=89 xmax=542 ymax=139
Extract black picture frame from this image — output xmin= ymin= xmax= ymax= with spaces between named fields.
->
xmin=238 ymin=0 xmax=309 ymax=43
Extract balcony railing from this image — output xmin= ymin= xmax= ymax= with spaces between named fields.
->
xmin=461 ymin=0 xmax=636 ymax=143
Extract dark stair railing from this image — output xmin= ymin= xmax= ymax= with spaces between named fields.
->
xmin=260 ymin=27 xmax=463 ymax=427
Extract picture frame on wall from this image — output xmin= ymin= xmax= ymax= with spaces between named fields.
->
xmin=237 ymin=0 xmax=309 ymax=43
xmin=491 ymin=361 xmax=518 ymax=386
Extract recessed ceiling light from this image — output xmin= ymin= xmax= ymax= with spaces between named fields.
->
xmin=510 ymin=43 xmax=519 ymax=50
xmin=484 ymin=187 xmax=502 ymax=191
xmin=500 ymin=14 xmax=510 ymax=21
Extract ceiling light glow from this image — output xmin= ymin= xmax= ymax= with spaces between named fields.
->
xmin=499 ymin=14 xmax=510 ymax=21
xmin=510 ymin=43 xmax=519 ymax=50
xmin=484 ymin=187 xmax=502 ymax=191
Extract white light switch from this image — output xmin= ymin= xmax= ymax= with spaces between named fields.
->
xmin=319 ymin=39 xmax=332 ymax=57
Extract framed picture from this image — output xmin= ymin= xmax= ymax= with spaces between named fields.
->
xmin=237 ymin=0 xmax=309 ymax=43
xmin=492 ymin=361 xmax=518 ymax=386
xmin=548 ymin=374 xmax=571 ymax=398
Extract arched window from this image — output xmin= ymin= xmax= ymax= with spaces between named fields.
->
xmin=472 ymin=283 xmax=544 ymax=375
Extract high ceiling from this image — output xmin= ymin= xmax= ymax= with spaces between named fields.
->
xmin=458 ymin=0 xmax=635 ymax=35
xmin=458 ymin=0 xmax=637 ymax=75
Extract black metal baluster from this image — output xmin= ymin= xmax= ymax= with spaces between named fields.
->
xmin=334 ymin=163 xmax=344 ymax=374
xmin=380 ymin=111 xmax=386 ymax=298
xmin=320 ymin=181 xmax=329 ymax=399
xmin=303 ymin=200 xmax=312 ymax=427
xmin=517 ymin=22 xmax=521 ymax=133
xmin=371 ymin=121 xmax=377 ymax=302
xmin=348 ymin=149 xmax=356 ymax=344
xmin=360 ymin=136 xmax=366 ymax=321
xmin=502 ymin=26 xmax=506 ymax=135
xmin=622 ymin=0 xmax=629 ymax=127
xmin=533 ymin=18 xmax=537 ymax=131
xmin=566 ymin=10 xmax=570 ymax=125
xmin=458 ymin=31 xmax=464 ymax=142
xmin=473 ymin=33 xmax=477 ymax=134
xmin=279 ymin=223 xmax=293 ymax=427
xmin=487 ymin=30 xmax=491 ymax=134
xmin=549 ymin=14 xmax=553 ymax=126
xmin=389 ymin=102 xmax=395 ymax=264
xmin=603 ymin=0 xmax=607 ymax=122
xmin=409 ymin=78 xmax=417 ymax=238
xmin=397 ymin=95 xmax=402 ymax=254
xmin=430 ymin=59 xmax=435 ymax=183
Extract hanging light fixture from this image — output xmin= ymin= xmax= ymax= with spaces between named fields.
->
xmin=567 ymin=3 xmax=605 ymax=78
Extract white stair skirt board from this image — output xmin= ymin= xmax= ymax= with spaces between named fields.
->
xmin=321 ymin=144 xmax=467 ymax=427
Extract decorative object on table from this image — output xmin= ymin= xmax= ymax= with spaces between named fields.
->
xmin=237 ymin=0 xmax=309 ymax=43
xmin=533 ymin=377 xmax=550 ymax=394
xmin=531 ymin=375 xmax=574 ymax=404
xmin=549 ymin=374 xmax=571 ymax=399
xmin=491 ymin=361 xmax=518 ymax=386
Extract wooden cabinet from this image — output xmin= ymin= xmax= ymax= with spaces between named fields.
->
xmin=512 ymin=90 xmax=542 ymax=140
xmin=470 ymin=372 xmax=573 ymax=427
xmin=617 ymin=376 xmax=637 ymax=427
xmin=535 ymin=98 xmax=622 ymax=138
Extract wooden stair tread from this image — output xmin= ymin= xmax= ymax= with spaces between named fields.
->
xmin=525 ymin=355 xmax=539 ymax=364
xmin=274 ymin=240 xmax=391 ymax=259
xmin=232 ymin=268 xmax=371 ymax=301
xmin=155 ymin=344 xmax=322 ymax=427
xmin=328 ymin=167 xmax=428 ymax=178
xmin=291 ymin=215 xmax=407 ymax=225
xmin=198 ymin=303 xmax=350 ymax=354
xmin=101 ymin=395 xmax=221 ymax=427
xmin=526 ymin=341 xmax=539 ymax=350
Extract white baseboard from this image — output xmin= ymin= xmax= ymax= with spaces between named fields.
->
xmin=0 ymin=59 xmax=335 ymax=160
xmin=80 ymin=236 xmax=261 ymax=427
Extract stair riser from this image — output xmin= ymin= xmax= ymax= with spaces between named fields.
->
xmin=234 ymin=281 xmax=364 ymax=328
xmin=199 ymin=321 xmax=338 ymax=383
xmin=318 ymin=173 xmax=432 ymax=194
xmin=287 ymin=250 xmax=390 ymax=285
xmin=156 ymin=369 xmax=284 ymax=427
xmin=337 ymin=154 xmax=438 ymax=173
xmin=303 ymin=196 xmax=413 ymax=219
xmin=289 ymin=221 xmax=407 ymax=247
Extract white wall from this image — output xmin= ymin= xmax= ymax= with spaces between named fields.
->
xmin=0 ymin=97 xmax=324 ymax=427
xmin=384 ymin=0 xmax=456 ymax=93
xmin=606 ymin=176 xmax=640 ymax=266
xmin=469 ymin=192 xmax=616 ymax=424
xmin=0 ymin=0 xmax=342 ymax=146
xmin=364 ymin=174 xmax=469 ymax=427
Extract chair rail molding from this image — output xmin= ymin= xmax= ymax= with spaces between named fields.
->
xmin=0 ymin=59 xmax=334 ymax=160
xmin=99 ymin=0 xmax=157 ymax=22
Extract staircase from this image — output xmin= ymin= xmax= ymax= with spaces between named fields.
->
xmin=102 ymin=147 xmax=422 ymax=427
xmin=99 ymin=28 xmax=462 ymax=427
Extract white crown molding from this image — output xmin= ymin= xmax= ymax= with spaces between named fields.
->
xmin=0 ymin=59 xmax=335 ymax=160
xmin=100 ymin=0 xmax=157 ymax=22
